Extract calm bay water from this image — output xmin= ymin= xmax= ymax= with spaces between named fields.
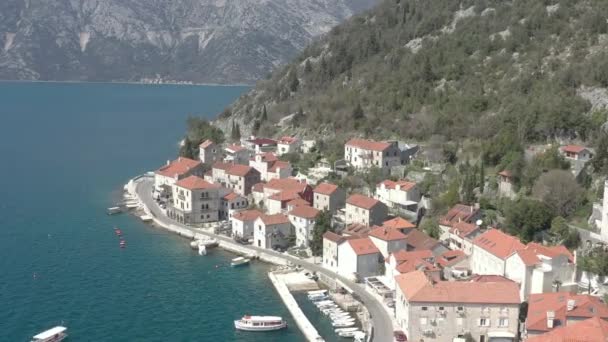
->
xmin=0 ymin=82 xmax=311 ymax=341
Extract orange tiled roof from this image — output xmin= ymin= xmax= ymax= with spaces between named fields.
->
xmin=396 ymin=271 xmax=520 ymax=304
xmin=323 ymin=231 xmax=356 ymax=244
xmin=199 ymin=139 xmax=214 ymax=148
xmin=473 ymin=228 xmax=525 ymax=260
xmin=289 ymin=205 xmax=320 ymax=219
xmin=470 ymin=274 xmax=514 ymax=283
xmin=269 ymin=160 xmax=290 ymax=172
xmin=225 ymin=144 xmax=245 ymax=152
xmin=378 ymin=179 xmax=417 ymax=191
xmin=449 ymin=221 xmax=479 ymax=238
xmin=223 ymin=192 xmax=240 ymax=201
xmin=227 ymin=164 xmax=258 ymax=177
xmin=259 ymin=213 xmax=290 ymax=225
xmin=382 ymin=217 xmax=416 ymax=230
xmin=287 ymin=198 xmax=310 ymax=208
xmin=348 ymin=237 xmax=380 ymax=256
xmin=526 ymin=242 xmax=574 ymax=263
xmin=369 ymin=226 xmax=407 ymax=241
xmin=526 ymin=317 xmax=608 ymax=342
xmin=212 ymin=161 xmax=233 ymax=171
xmin=268 ymin=190 xmax=301 ymax=202
xmin=175 ymin=176 xmax=219 ymax=190
xmin=343 ymin=223 xmax=371 ymax=238
xmin=314 ymin=182 xmax=339 ymax=195
xmin=561 ymin=145 xmax=587 ymax=154
xmin=156 ymin=157 xmax=201 ymax=177
xmin=439 ymin=204 xmax=479 ymax=226
xmin=252 ymin=182 xmax=265 ymax=192
xmin=436 ymin=249 xmax=467 ymax=267
xmin=278 ymin=136 xmax=298 ymax=145
xmin=392 ymin=249 xmax=434 ymax=263
xmin=265 ymin=178 xmax=308 ymax=193
xmin=232 ymin=210 xmax=262 ymax=222
xmin=346 ymin=138 xmax=391 ymax=152
xmin=406 ymin=229 xmax=440 ymax=251
xmin=527 ymin=293 xmax=608 ymax=332
xmin=347 ymin=194 xmax=381 ymax=210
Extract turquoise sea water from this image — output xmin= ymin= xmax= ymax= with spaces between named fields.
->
xmin=0 ymin=82 xmax=314 ymax=341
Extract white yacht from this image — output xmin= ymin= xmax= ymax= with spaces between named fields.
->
xmin=31 ymin=326 xmax=67 ymax=342
xmin=231 ymin=257 xmax=250 ymax=267
xmin=234 ymin=315 xmax=287 ymax=331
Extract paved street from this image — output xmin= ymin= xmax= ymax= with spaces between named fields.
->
xmin=136 ymin=177 xmax=394 ymax=342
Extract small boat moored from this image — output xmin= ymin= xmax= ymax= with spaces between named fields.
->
xmin=107 ymin=207 xmax=122 ymax=215
xmin=140 ymin=215 xmax=153 ymax=222
xmin=198 ymin=244 xmax=207 ymax=256
xmin=31 ymin=326 xmax=67 ymax=342
xmin=234 ymin=315 xmax=287 ymax=331
xmin=231 ymin=257 xmax=251 ymax=267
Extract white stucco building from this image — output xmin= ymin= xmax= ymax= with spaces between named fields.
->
xmin=344 ymin=138 xmax=402 ymax=171
xmin=322 ymin=231 xmax=352 ymax=273
xmin=276 ymin=136 xmax=301 ymax=156
xmin=167 ymin=176 xmax=221 ymax=224
xmin=375 ymin=179 xmax=420 ymax=212
xmin=345 ymin=194 xmax=388 ymax=226
xmin=253 ymin=214 xmax=293 ymax=250
xmin=288 ymin=205 xmax=320 ymax=248
xmin=395 ymin=271 xmax=520 ymax=342
xmin=154 ymin=157 xmax=205 ymax=195
xmin=231 ymin=209 xmax=262 ymax=240
xmin=368 ymin=226 xmax=408 ymax=258
xmin=337 ymin=237 xmax=382 ymax=280
xmin=249 ymin=152 xmax=292 ymax=181
xmin=471 ymin=229 xmax=525 ymax=276
xmin=313 ymin=182 xmax=346 ymax=213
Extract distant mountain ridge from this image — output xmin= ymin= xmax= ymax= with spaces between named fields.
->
xmin=0 ymin=0 xmax=377 ymax=84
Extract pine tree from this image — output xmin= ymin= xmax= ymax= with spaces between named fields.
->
xmin=261 ymin=105 xmax=268 ymax=122
xmin=479 ymin=159 xmax=486 ymax=193
xmin=304 ymin=59 xmax=312 ymax=74
xmin=352 ymin=103 xmax=364 ymax=120
xmin=288 ymin=68 xmax=299 ymax=92
xmin=234 ymin=123 xmax=241 ymax=141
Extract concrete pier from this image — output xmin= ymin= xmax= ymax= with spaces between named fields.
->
xmin=269 ymin=272 xmax=324 ymax=342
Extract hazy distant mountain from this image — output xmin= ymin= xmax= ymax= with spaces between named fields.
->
xmin=0 ymin=0 xmax=376 ymax=84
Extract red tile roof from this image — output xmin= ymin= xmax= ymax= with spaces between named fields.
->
xmin=323 ymin=231 xmax=344 ymax=243
xmin=498 ymin=170 xmax=513 ymax=178
xmin=156 ymin=157 xmax=202 ymax=177
xmin=526 ymin=317 xmax=608 ymax=342
xmin=269 ymin=190 xmax=301 ymax=202
xmin=252 ymin=182 xmax=264 ymax=193
xmin=314 ymin=182 xmax=339 ymax=195
xmin=289 ymin=205 xmax=320 ymax=219
xmin=369 ymin=226 xmax=407 ymax=241
xmin=212 ymin=161 xmax=233 ymax=171
xmin=515 ymin=248 xmax=541 ymax=266
xmin=436 ymin=250 xmax=468 ymax=267
xmin=526 ymin=242 xmax=574 ymax=263
xmin=439 ymin=204 xmax=479 ymax=226
xmin=225 ymin=144 xmax=246 ymax=152
xmin=247 ymin=138 xmax=277 ymax=145
xmin=527 ymin=293 xmax=608 ymax=332
xmin=347 ymin=194 xmax=382 ymax=210
xmin=199 ymin=139 xmax=214 ymax=148
xmin=223 ymin=192 xmax=240 ymax=201
xmin=378 ymin=179 xmax=417 ymax=191
xmin=269 ymin=160 xmax=290 ymax=172
xmin=392 ymin=249 xmax=434 ymax=263
xmin=472 ymin=229 xmax=525 ymax=260
xmin=255 ymin=152 xmax=278 ymax=162
xmin=346 ymin=138 xmax=391 ymax=152
xmin=343 ymin=223 xmax=371 ymax=238
xmin=396 ymin=258 xmax=438 ymax=274
xmin=259 ymin=213 xmax=290 ymax=225
xmin=406 ymin=229 xmax=440 ymax=251
xmin=265 ymin=178 xmax=308 ymax=193
xmin=382 ymin=217 xmax=416 ymax=230
xmin=287 ymin=198 xmax=310 ymax=208
xmin=227 ymin=164 xmax=258 ymax=177
xmin=175 ymin=176 xmax=219 ymax=190
xmin=561 ymin=145 xmax=587 ymax=154
xmin=232 ymin=209 xmax=262 ymax=222
xmin=278 ymin=136 xmax=299 ymax=145
xmin=396 ymin=271 xmax=520 ymax=304
xmin=348 ymin=237 xmax=380 ymax=256
xmin=470 ymin=275 xmax=514 ymax=283
xmin=449 ymin=221 xmax=479 ymax=238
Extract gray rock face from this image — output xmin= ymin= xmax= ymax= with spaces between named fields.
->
xmin=0 ymin=0 xmax=376 ymax=84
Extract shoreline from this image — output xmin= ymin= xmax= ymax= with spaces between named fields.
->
xmin=0 ymin=79 xmax=253 ymax=87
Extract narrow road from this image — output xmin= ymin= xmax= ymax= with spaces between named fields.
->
xmin=135 ymin=177 xmax=394 ymax=342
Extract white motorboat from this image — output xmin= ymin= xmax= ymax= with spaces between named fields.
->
xmin=314 ymin=300 xmax=334 ymax=307
xmin=31 ymin=326 xmax=67 ymax=342
xmin=332 ymin=321 xmax=356 ymax=328
xmin=353 ymin=331 xmax=366 ymax=342
xmin=307 ymin=290 xmax=327 ymax=296
xmin=308 ymin=293 xmax=328 ymax=301
xmin=335 ymin=327 xmax=359 ymax=333
xmin=339 ymin=330 xmax=362 ymax=338
xmin=140 ymin=215 xmax=153 ymax=222
xmin=330 ymin=313 xmax=351 ymax=320
xmin=234 ymin=315 xmax=287 ymax=331
xmin=231 ymin=257 xmax=250 ymax=267
xmin=198 ymin=244 xmax=207 ymax=256
xmin=106 ymin=206 xmax=122 ymax=215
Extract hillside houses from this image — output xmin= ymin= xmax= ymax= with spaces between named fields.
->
xmin=313 ymin=182 xmax=346 ymax=213
xmin=154 ymin=157 xmax=205 ymax=195
xmin=250 ymin=152 xmax=292 ymax=181
xmin=345 ymin=194 xmax=388 ymax=226
xmin=375 ymin=179 xmax=421 ymax=215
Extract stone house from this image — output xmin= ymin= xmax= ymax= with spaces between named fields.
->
xmin=154 ymin=157 xmax=205 ymax=195
xmin=337 ymin=237 xmax=383 ymax=280
xmin=276 ymin=136 xmax=301 ymax=156
xmin=313 ymin=182 xmax=346 ymax=213
xmin=199 ymin=139 xmax=220 ymax=165
xmin=231 ymin=209 xmax=262 ymax=240
xmin=253 ymin=214 xmax=293 ymax=249
xmin=344 ymin=138 xmax=401 ymax=171
xmin=288 ymin=205 xmax=320 ymax=248
xmin=167 ymin=175 xmax=220 ymax=224
xmin=345 ymin=194 xmax=388 ymax=226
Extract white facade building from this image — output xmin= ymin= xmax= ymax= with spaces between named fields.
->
xmin=253 ymin=214 xmax=293 ymax=249
xmin=154 ymin=157 xmax=204 ymax=194
xmin=337 ymin=237 xmax=382 ymax=280
xmin=231 ymin=209 xmax=262 ymax=240
xmin=345 ymin=194 xmax=388 ymax=226
xmin=276 ymin=136 xmax=301 ymax=156
xmin=167 ymin=176 xmax=221 ymax=224
xmin=375 ymin=179 xmax=421 ymax=211
xmin=344 ymin=138 xmax=401 ymax=171
xmin=288 ymin=205 xmax=320 ymax=248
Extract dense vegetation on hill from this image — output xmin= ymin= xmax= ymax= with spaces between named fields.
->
xmin=208 ymin=0 xmax=608 ymax=249
xmin=220 ymin=0 xmax=608 ymax=153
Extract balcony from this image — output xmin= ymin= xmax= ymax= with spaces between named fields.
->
xmin=177 ymin=194 xmax=186 ymax=201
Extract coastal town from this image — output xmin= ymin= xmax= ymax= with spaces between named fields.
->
xmin=139 ymin=134 xmax=608 ymax=342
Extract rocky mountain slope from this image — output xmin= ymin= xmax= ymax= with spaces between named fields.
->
xmin=0 ymin=0 xmax=376 ymax=84
xmin=216 ymin=0 xmax=608 ymax=144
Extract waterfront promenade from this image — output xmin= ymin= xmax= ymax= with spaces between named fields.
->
xmin=131 ymin=175 xmax=394 ymax=342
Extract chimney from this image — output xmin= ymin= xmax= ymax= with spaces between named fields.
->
xmin=567 ymin=299 xmax=576 ymax=311
xmin=546 ymin=311 xmax=555 ymax=329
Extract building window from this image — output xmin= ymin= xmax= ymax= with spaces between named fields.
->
xmin=438 ymin=307 xmax=444 ymax=311
xmin=421 ymin=307 xmax=428 ymax=311
xmin=420 ymin=317 xmax=427 ymax=325
xmin=478 ymin=318 xmax=490 ymax=327
xmin=498 ymin=318 xmax=508 ymax=327
xmin=456 ymin=318 xmax=463 ymax=326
